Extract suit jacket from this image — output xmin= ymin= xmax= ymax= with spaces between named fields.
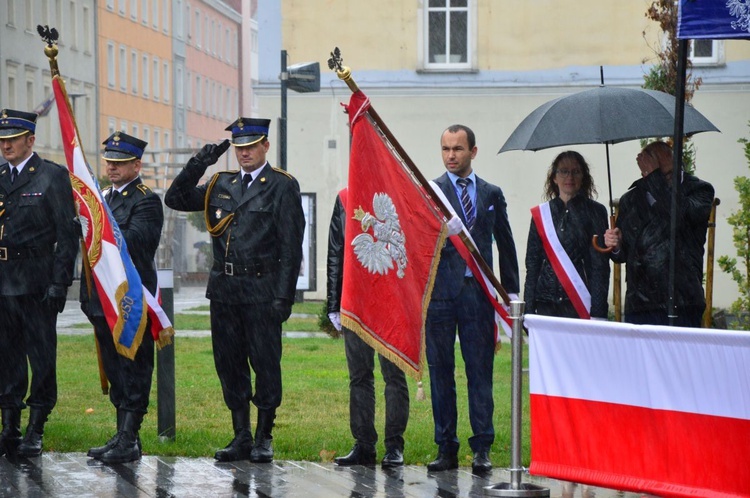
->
xmin=165 ymin=162 xmax=305 ymax=305
xmin=0 ymin=153 xmax=78 ymax=296
xmin=431 ymin=172 xmax=519 ymax=300
xmin=80 ymin=177 xmax=164 ymax=314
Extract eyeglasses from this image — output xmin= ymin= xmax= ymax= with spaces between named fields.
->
xmin=556 ymin=169 xmax=583 ymax=178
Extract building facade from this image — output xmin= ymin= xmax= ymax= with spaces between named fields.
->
xmin=255 ymin=0 xmax=750 ymax=307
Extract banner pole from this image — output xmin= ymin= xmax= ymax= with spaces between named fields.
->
xmin=327 ymin=47 xmax=510 ymax=305
xmin=485 ymin=300 xmax=549 ymax=497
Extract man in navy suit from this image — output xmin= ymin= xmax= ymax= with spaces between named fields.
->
xmin=426 ymin=124 xmax=519 ymax=474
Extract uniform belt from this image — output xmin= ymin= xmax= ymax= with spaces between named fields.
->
xmin=0 ymin=245 xmax=55 ymax=261
xmin=214 ymin=259 xmax=279 ymax=276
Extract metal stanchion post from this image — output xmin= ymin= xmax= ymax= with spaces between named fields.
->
xmin=157 ymin=269 xmax=176 ymax=441
xmin=485 ymin=301 xmax=549 ymax=497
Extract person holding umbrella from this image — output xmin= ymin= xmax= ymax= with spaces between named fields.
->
xmin=603 ymin=140 xmax=714 ymax=327
xmin=524 ymin=151 xmax=610 ymax=320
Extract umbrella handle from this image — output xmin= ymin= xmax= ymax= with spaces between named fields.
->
xmin=592 ymin=215 xmax=616 ymax=254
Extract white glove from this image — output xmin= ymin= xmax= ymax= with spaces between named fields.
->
xmin=508 ymin=293 xmax=520 ymax=302
xmin=446 ymin=215 xmax=464 ymax=236
xmin=328 ymin=312 xmax=342 ymax=332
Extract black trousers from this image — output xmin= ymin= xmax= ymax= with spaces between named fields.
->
xmin=0 ymin=294 xmax=58 ymax=413
xmin=210 ymin=300 xmax=283 ymax=411
xmin=89 ymin=315 xmax=155 ymax=414
xmin=343 ymin=328 xmax=409 ymax=451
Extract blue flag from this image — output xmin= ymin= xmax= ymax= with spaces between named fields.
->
xmin=677 ymin=0 xmax=750 ymax=39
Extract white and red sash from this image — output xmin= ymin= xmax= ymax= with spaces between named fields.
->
xmin=530 ymin=202 xmax=591 ymax=319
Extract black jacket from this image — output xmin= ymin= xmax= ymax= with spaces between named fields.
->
xmin=165 ymin=160 xmax=304 ymax=305
xmin=80 ymin=177 xmax=164 ymax=314
xmin=611 ymin=170 xmax=714 ymax=314
xmin=523 ymin=195 xmax=610 ymax=318
xmin=0 ymin=153 xmax=78 ymax=296
xmin=326 ymin=193 xmax=346 ymax=314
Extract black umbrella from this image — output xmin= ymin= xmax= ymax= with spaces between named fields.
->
xmin=498 ymin=84 xmax=719 ymax=251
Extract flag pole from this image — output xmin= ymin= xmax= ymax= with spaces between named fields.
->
xmin=328 ymin=48 xmax=510 ymax=305
xmin=39 ymin=25 xmax=109 ymax=393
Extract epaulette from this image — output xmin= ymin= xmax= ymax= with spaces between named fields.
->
xmin=271 ymin=167 xmax=295 ymax=180
xmin=42 ymin=159 xmax=67 ymax=170
xmin=217 ymin=169 xmax=240 ymax=176
xmin=137 ymin=183 xmax=152 ymax=195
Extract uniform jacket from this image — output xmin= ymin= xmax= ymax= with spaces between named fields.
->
xmin=523 ymin=194 xmax=610 ymax=318
xmin=431 ymin=173 xmax=519 ymax=300
xmin=80 ymin=177 xmax=164 ymax=314
xmin=165 ymin=160 xmax=304 ymax=305
xmin=612 ymin=170 xmax=714 ymax=314
xmin=0 ymin=153 xmax=78 ymax=296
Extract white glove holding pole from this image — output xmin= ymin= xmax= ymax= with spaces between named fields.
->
xmin=328 ymin=312 xmax=342 ymax=332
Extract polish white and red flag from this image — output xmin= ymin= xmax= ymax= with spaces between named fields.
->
xmin=525 ymin=314 xmax=750 ymax=498
xmin=53 ymin=74 xmax=173 ymax=359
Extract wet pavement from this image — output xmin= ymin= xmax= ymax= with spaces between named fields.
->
xmin=20 ymin=286 xmax=650 ymax=497
xmin=0 ymin=452 xmax=654 ymax=498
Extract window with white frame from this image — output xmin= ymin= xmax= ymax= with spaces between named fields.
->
xmin=176 ymin=66 xmax=184 ymax=107
xmin=26 ymin=0 xmax=34 ymax=31
xmin=689 ymin=39 xmax=724 ymax=66
xmin=153 ymin=0 xmax=159 ymax=29
xmin=118 ymin=0 xmax=126 ymax=15
xmin=142 ymin=55 xmax=149 ymax=97
xmin=195 ymin=10 xmax=201 ymax=47
xmin=119 ymin=46 xmax=127 ymax=91
xmin=107 ymin=43 xmax=115 ymax=87
xmin=26 ymin=80 xmax=34 ymax=114
xmin=108 ymin=118 xmax=116 ymax=136
xmin=41 ymin=0 xmax=50 ymax=25
xmin=69 ymin=1 xmax=77 ymax=49
xmin=162 ymin=0 xmax=169 ymax=33
xmin=196 ymin=75 xmax=202 ymax=112
xmin=106 ymin=0 xmax=115 ymax=11
xmin=424 ymin=0 xmax=473 ymax=70
xmin=142 ymin=0 xmax=148 ymax=25
xmin=130 ymin=0 xmax=137 ymax=20
xmin=83 ymin=6 xmax=92 ymax=52
xmin=153 ymin=58 xmax=160 ymax=100
xmin=163 ymin=62 xmax=170 ymax=102
xmin=131 ymin=50 xmax=138 ymax=93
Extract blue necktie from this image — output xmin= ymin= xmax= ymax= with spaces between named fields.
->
xmin=456 ymin=177 xmax=475 ymax=230
xmin=10 ymin=167 xmax=18 ymax=184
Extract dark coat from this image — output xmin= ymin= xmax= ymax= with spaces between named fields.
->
xmin=0 ymin=153 xmax=78 ymax=295
xmin=80 ymin=177 xmax=164 ymax=313
xmin=165 ymin=161 xmax=304 ymax=305
xmin=326 ymin=193 xmax=346 ymax=314
xmin=431 ymin=173 xmax=519 ymax=299
xmin=523 ymin=195 xmax=610 ymax=318
xmin=612 ymin=170 xmax=714 ymax=314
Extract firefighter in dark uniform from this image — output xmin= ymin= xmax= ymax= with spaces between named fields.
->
xmin=165 ymin=118 xmax=305 ymax=463
xmin=80 ymin=132 xmax=164 ymax=464
xmin=0 ymin=109 xmax=78 ymax=458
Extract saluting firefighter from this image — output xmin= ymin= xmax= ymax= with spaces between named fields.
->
xmin=0 ymin=109 xmax=78 ymax=458
xmin=165 ymin=118 xmax=305 ymax=463
xmin=80 ymin=132 xmax=164 ymax=464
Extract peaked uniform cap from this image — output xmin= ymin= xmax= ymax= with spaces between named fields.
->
xmin=0 ymin=109 xmax=37 ymax=138
xmin=225 ymin=117 xmax=271 ymax=147
xmin=102 ymin=131 xmax=148 ymax=161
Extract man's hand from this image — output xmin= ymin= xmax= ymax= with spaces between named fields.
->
xmin=42 ymin=284 xmax=67 ymax=313
xmin=271 ymin=298 xmax=293 ymax=324
xmin=196 ymin=139 xmax=231 ymax=166
xmin=604 ymin=227 xmax=622 ymax=251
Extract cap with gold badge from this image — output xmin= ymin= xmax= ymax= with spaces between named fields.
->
xmin=101 ymin=131 xmax=148 ymax=161
xmin=225 ymin=117 xmax=271 ymax=147
xmin=0 ymin=109 xmax=37 ymax=138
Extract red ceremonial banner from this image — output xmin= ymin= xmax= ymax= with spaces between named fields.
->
xmin=340 ymin=91 xmax=447 ymax=379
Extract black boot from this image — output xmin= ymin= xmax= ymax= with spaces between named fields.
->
xmin=250 ymin=409 xmax=274 ymax=463
xmin=0 ymin=409 xmax=22 ymax=457
xmin=88 ymin=409 xmax=124 ymax=459
xmin=214 ymin=407 xmax=253 ymax=462
xmin=99 ymin=411 xmax=143 ymax=464
xmin=17 ymin=409 xmax=47 ymax=457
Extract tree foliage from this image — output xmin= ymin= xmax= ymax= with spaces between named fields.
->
xmin=718 ymin=122 xmax=750 ymax=328
xmin=642 ymin=0 xmax=703 ymax=174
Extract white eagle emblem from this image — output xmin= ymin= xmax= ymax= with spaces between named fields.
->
xmin=351 ymin=193 xmax=408 ymax=278
xmin=727 ymin=0 xmax=750 ymax=34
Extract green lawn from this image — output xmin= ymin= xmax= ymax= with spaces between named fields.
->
xmin=48 ymin=335 xmax=530 ymax=468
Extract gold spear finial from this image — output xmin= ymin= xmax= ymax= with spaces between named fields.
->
xmin=37 ymin=25 xmax=61 ymax=76
xmin=327 ymin=47 xmax=359 ymax=93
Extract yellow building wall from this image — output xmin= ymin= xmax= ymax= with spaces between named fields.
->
xmin=282 ymin=0 xmax=750 ymax=70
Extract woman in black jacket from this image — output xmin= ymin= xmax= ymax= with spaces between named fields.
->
xmin=524 ymin=151 xmax=610 ymax=319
